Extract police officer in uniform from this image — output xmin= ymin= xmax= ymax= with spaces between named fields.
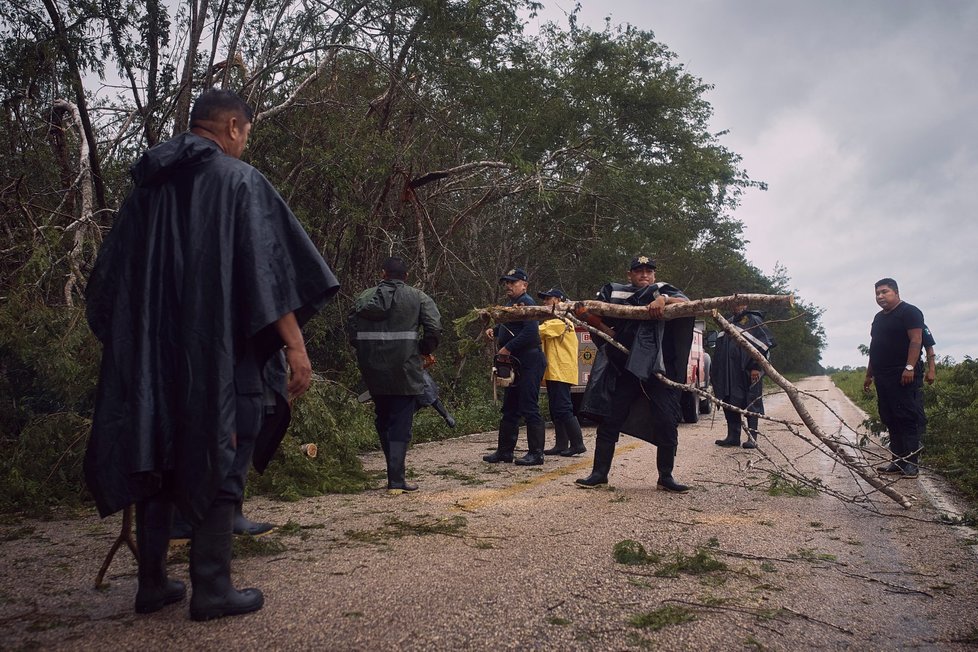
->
xmin=483 ymin=268 xmax=548 ymax=465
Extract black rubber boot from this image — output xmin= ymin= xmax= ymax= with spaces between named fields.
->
xmin=516 ymin=422 xmax=546 ymax=465
xmin=169 ymin=510 xmax=194 ymax=541
xmin=575 ymin=437 xmax=615 ymax=487
xmin=432 ymin=399 xmax=456 ymax=428
xmin=714 ymin=419 xmax=741 ymax=447
xmin=189 ymin=500 xmax=264 ymax=621
xmin=543 ymin=420 xmax=569 ymax=456
xmin=387 ymin=440 xmax=419 ymax=494
xmin=656 ymin=445 xmax=690 ymax=493
xmin=232 ymin=502 xmax=274 ymax=536
xmin=134 ymin=499 xmax=186 ymax=614
xmin=483 ymin=421 xmax=518 ymax=463
xmin=560 ymin=416 xmax=587 ymax=457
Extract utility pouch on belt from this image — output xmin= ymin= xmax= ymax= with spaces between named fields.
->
xmin=493 ymin=353 xmax=518 ymax=387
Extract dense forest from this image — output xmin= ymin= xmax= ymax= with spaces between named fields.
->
xmin=0 ymin=0 xmax=826 ymax=511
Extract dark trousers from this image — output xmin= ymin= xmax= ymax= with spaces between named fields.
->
xmin=595 ymin=370 xmax=680 ymax=447
xmin=723 ymin=397 xmax=763 ymax=437
xmin=876 ymin=374 xmax=925 ymax=463
xmin=214 ymin=393 xmax=264 ymax=504
xmin=546 ymin=380 xmax=574 ymax=421
xmin=374 ymin=394 xmax=417 ymax=444
xmin=501 ymin=350 xmax=546 ymax=427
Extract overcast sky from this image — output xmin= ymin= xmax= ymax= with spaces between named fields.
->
xmin=531 ymin=1 xmax=978 ymax=369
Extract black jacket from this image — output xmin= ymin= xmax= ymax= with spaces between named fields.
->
xmin=710 ymin=310 xmax=776 ymax=405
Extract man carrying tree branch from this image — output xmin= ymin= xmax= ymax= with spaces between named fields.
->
xmin=575 ymin=255 xmax=694 ymax=492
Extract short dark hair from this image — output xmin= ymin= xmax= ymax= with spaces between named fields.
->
xmin=875 ymin=278 xmax=899 ymax=292
xmin=382 ymin=256 xmax=408 ymax=280
xmin=189 ymin=89 xmax=254 ymax=126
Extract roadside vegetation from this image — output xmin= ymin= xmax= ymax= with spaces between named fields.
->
xmin=832 ymin=359 xmax=978 ymax=503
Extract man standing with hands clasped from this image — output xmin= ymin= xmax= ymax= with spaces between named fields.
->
xmin=864 ymin=278 xmax=926 ymax=478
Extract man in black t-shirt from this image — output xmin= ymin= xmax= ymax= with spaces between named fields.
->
xmin=863 ymin=278 xmax=926 ymax=477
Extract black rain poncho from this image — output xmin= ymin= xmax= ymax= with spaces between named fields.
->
xmin=84 ymin=132 xmax=339 ymax=524
xmin=579 ymin=282 xmax=693 ymax=444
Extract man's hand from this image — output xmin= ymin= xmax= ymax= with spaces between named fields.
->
xmin=900 ymin=368 xmax=915 ymax=386
xmin=925 ymin=367 xmax=936 ymax=385
xmin=285 ymin=346 xmax=313 ymax=399
xmin=750 ymin=370 xmax=761 ymax=384
xmin=863 ymin=375 xmax=873 ymax=393
xmin=647 ymin=295 xmax=667 ymax=319
xmin=484 ymin=328 xmax=494 ymax=340
xmin=422 ymin=353 xmax=437 ymax=369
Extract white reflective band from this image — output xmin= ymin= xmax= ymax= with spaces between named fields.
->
xmin=738 ymin=327 xmax=771 ymax=353
xmin=610 ymin=290 xmax=636 ymax=300
xmin=355 ymin=331 xmax=419 ymax=341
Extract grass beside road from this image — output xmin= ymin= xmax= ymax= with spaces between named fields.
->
xmin=832 ymin=361 xmax=978 ymax=506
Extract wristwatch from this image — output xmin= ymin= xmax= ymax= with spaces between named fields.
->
xmin=904 ymin=364 xmax=914 ymax=371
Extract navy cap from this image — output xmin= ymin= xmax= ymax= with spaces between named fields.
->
xmin=629 ymin=255 xmax=657 ymax=271
xmin=537 ymin=287 xmax=567 ymax=300
xmin=500 ymin=267 xmax=528 ymax=282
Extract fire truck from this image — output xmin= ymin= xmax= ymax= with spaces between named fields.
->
xmin=571 ymin=319 xmax=712 ymax=423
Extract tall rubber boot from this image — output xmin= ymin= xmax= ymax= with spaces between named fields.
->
xmin=715 ymin=416 xmax=741 ymax=447
xmin=543 ymin=420 xmax=569 ymax=455
xmin=134 ymin=499 xmax=186 ymax=614
xmin=189 ymin=500 xmax=264 ymax=621
xmin=233 ymin=502 xmax=275 ymax=536
xmin=431 ymin=399 xmax=457 ymax=428
xmin=656 ymin=445 xmax=690 ymax=493
xmin=575 ymin=437 xmax=615 ymax=487
xmin=483 ymin=421 xmax=518 ymax=463
xmin=516 ymin=422 xmax=546 ymax=465
xmin=387 ymin=440 xmax=419 ymax=494
xmin=560 ymin=416 xmax=587 ymax=457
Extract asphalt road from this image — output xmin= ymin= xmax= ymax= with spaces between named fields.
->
xmin=2 ymin=376 xmax=977 ymax=650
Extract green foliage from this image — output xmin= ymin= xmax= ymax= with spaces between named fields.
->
xmin=654 ymin=548 xmax=728 ymax=578
xmin=613 ymin=539 xmax=661 ymax=565
xmin=628 ymin=604 xmax=696 ymax=630
xmin=834 ymin=360 xmax=978 ymax=502
xmin=766 ymin=474 xmax=818 ymax=498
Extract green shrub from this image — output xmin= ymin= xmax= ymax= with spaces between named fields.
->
xmin=833 ymin=360 xmax=978 ymax=502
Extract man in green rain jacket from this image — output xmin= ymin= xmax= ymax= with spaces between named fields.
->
xmin=348 ymin=257 xmax=442 ymax=493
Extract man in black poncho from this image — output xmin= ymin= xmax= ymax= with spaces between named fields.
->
xmin=84 ymin=90 xmax=339 ymax=621
xmin=576 ymin=255 xmax=694 ymax=492
xmin=711 ymin=304 xmax=776 ymax=449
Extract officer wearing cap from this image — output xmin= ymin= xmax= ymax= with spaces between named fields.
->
xmin=576 ymin=255 xmax=693 ymax=492
xmin=483 ymin=268 xmax=549 ymax=465
xmin=537 ymin=287 xmax=587 ymax=456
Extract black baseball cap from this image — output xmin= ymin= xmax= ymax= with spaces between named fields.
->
xmin=537 ymin=287 xmax=567 ymax=300
xmin=500 ymin=267 xmax=529 ymax=282
xmin=629 ymin=255 xmax=657 ymax=271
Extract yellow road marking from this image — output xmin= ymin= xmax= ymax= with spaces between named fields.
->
xmin=454 ymin=441 xmax=645 ymax=512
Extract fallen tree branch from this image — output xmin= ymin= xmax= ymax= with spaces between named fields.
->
xmin=477 ymin=293 xmax=793 ymax=323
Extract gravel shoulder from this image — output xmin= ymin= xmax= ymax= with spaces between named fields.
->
xmin=2 ymin=376 xmax=977 ymax=650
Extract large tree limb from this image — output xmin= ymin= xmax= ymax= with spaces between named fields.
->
xmin=478 ymin=293 xmax=794 ymax=323
xmin=712 ymin=311 xmax=912 ymax=509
